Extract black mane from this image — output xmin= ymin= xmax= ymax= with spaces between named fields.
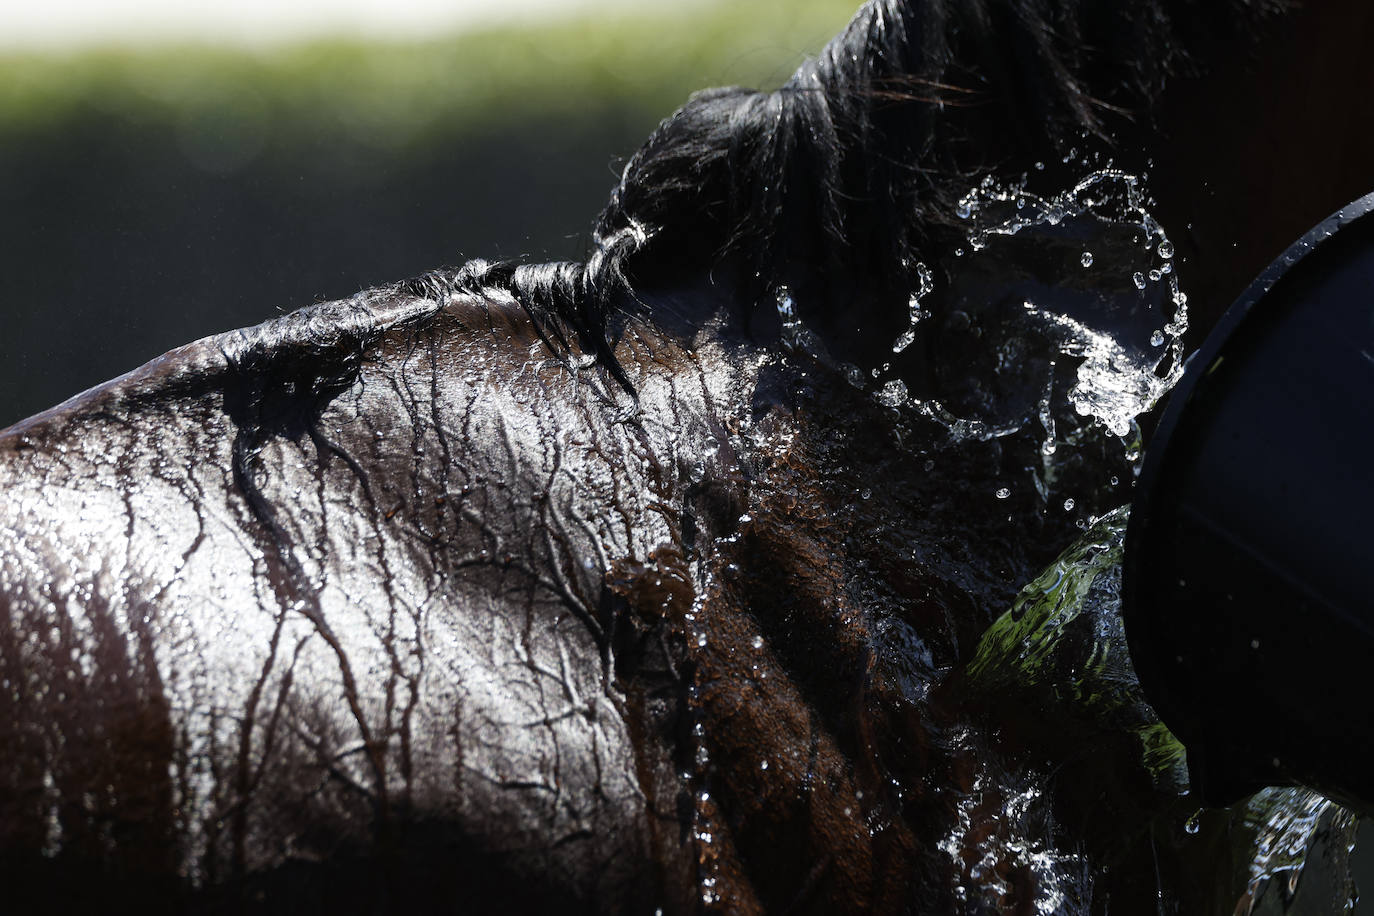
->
xmin=212 ymin=0 xmax=1283 ymax=440
xmin=388 ymin=0 xmax=1278 ymax=389
xmin=618 ymin=0 xmax=1275 ymax=318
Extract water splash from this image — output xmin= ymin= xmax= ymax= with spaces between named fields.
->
xmin=891 ymin=263 xmax=934 ymax=354
xmin=952 ymin=169 xmax=1189 ymax=441
xmin=1236 ymin=788 xmax=1357 ymax=912
xmin=758 ymin=164 xmax=1364 ymax=911
xmin=967 ymin=507 xmax=1163 ymax=750
xmin=876 ymin=378 xmax=908 ymax=408
xmin=966 ymin=508 xmax=1361 ymax=912
xmin=864 ymin=169 xmax=1191 ymax=476
xmin=1018 ymin=297 xmax=1165 ymax=439
xmin=935 ymin=762 xmax=1090 ymax=914
xmin=775 ymin=285 xmax=827 ymax=360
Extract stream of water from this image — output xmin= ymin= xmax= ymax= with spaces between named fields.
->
xmin=786 ymin=167 xmax=1366 ymax=912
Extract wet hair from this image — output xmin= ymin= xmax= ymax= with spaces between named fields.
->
xmin=403 ymin=0 xmax=1280 ymax=388
xmin=224 ymin=0 xmax=1279 ymax=522
xmin=392 ymin=0 xmax=1280 ymax=398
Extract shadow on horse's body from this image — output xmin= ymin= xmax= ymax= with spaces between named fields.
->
xmin=3 ymin=1 xmax=1373 ymax=912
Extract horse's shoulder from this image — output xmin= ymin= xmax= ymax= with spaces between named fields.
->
xmin=0 ymin=280 xmax=679 ymax=904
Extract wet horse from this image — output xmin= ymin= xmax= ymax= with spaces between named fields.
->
xmin=3 ymin=1 xmax=1373 ymax=912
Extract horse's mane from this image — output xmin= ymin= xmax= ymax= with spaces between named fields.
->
xmin=231 ymin=0 xmax=1278 ymax=412
xmin=407 ymin=0 xmax=1276 ymax=384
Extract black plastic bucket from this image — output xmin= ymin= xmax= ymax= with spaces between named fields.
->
xmin=1123 ymin=192 xmax=1374 ymax=811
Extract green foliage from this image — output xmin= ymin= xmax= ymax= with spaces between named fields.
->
xmin=0 ymin=1 xmax=860 ymax=149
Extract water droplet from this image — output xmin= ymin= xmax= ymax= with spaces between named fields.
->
xmin=1063 ymin=498 xmax=1075 ymax=511
xmin=995 ymin=487 xmax=1010 ymax=499
xmin=775 ymin=286 xmax=796 ymax=321
xmin=751 ymin=635 xmax=763 ymax=650
xmin=1150 ymin=330 xmax=1165 ymax=347
xmin=860 ymin=488 xmax=872 ymax=500
xmin=1080 ymin=251 xmax=1094 ymax=267
xmin=1133 ymin=271 xmax=1147 ymax=290
xmin=696 ymin=634 xmax=707 ymax=648
xmin=1148 ymin=268 xmax=1162 ymax=282
xmin=1184 ymin=811 xmax=1201 ymax=835
xmin=760 ymin=759 xmax=769 ymax=770
xmin=1251 ymin=638 xmax=1260 ymax=649
xmin=875 ymin=379 xmax=909 ymax=408
xmin=1158 ymin=239 xmax=1174 ymax=259
xmin=956 ymin=200 xmax=972 ymax=219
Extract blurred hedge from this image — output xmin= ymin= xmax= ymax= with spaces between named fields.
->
xmin=0 ymin=2 xmax=858 ymax=141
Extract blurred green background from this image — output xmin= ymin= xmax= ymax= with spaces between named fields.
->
xmin=0 ymin=0 xmax=859 ymax=427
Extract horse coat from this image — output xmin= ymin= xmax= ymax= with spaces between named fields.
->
xmin=3 ymin=0 xmax=1374 ymax=912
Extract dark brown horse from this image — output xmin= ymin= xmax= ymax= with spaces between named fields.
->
xmin=3 ymin=1 xmax=1372 ymax=912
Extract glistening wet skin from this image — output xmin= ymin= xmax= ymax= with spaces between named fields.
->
xmin=0 ymin=165 xmax=1359 ymax=915
xmin=3 ymin=0 xmax=1372 ymax=910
